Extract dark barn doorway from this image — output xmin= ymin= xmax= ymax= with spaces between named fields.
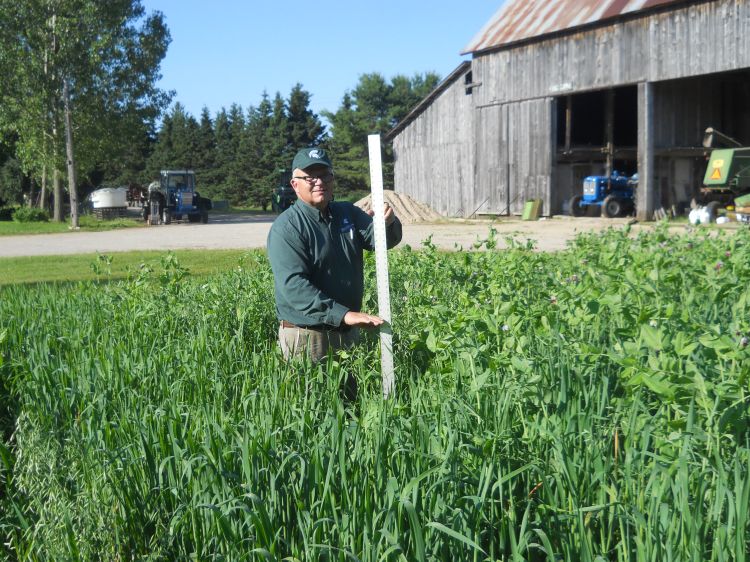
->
xmin=553 ymin=86 xmax=638 ymax=214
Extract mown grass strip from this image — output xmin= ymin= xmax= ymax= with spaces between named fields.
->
xmin=0 ymin=249 xmax=252 ymax=285
xmin=0 ymin=215 xmax=145 ymax=236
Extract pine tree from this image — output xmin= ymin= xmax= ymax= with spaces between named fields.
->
xmin=286 ymin=84 xmax=326 ymax=152
xmin=241 ymin=97 xmax=271 ymax=209
xmin=212 ymin=108 xmax=235 ymax=203
xmin=323 ymin=72 xmax=440 ymax=193
xmin=194 ymin=107 xmax=217 ymax=197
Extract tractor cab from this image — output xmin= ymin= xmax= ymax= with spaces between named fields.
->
xmin=142 ymin=170 xmax=211 ymax=225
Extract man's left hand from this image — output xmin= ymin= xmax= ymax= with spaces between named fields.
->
xmin=343 ymin=310 xmax=385 ymax=329
xmin=367 ymin=203 xmax=396 ymax=226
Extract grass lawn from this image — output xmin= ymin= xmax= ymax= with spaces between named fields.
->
xmin=0 ymin=248 xmax=253 ymax=285
xmin=0 ymin=215 xmax=144 ymax=236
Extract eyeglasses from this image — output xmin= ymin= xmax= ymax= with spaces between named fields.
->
xmin=293 ymin=173 xmax=334 ymax=185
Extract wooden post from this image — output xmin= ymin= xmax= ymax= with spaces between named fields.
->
xmin=637 ymin=82 xmax=654 ymax=221
xmin=565 ymin=95 xmax=572 ymax=154
xmin=504 ymin=104 xmax=511 ymax=215
xmin=605 ymin=89 xmax=615 ymax=179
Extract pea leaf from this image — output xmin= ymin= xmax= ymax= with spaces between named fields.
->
xmin=640 ymin=325 xmax=664 ymax=350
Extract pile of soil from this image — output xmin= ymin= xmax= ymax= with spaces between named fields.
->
xmin=354 ymin=190 xmax=443 ymax=224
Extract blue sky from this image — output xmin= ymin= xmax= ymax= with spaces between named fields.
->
xmin=139 ymin=0 xmax=502 ymax=122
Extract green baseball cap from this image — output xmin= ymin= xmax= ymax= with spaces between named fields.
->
xmin=292 ymin=147 xmax=332 ymax=171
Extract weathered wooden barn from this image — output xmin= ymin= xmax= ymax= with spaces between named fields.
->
xmin=386 ymin=0 xmax=750 ymax=219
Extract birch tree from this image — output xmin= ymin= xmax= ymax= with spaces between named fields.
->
xmin=0 ymin=0 xmax=171 ymax=225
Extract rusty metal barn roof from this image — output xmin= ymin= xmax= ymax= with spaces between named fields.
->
xmin=462 ymin=0 xmax=692 ymax=54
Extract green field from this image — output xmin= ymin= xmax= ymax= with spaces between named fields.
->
xmin=0 ymin=249 xmax=251 ymax=285
xmin=1 ymin=225 xmax=748 ymax=560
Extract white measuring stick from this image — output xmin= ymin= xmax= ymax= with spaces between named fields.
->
xmin=367 ymin=134 xmax=395 ymax=398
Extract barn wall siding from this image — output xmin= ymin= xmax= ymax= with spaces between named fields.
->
xmin=391 ymin=0 xmax=750 ymax=218
xmin=396 ymin=93 xmax=554 ymax=217
xmin=473 ymin=0 xmax=750 ymax=107
xmin=392 ymin=73 xmax=475 ymax=217
xmin=474 ymin=104 xmax=507 ymax=215
xmin=506 ymin=99 xmax=555 ymax=215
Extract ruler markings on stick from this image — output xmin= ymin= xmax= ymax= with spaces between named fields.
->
xmin=367 ymin=134 xmax=394 ymax=398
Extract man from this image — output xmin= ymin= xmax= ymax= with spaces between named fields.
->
xmin=267 ymin=147 xmax=402 ymax=365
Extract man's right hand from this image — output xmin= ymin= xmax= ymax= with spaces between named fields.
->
xmin=343 ymin=310 xmax=385 ymax=328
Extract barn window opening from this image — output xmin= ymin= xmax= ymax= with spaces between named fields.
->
xmin=464 ymin=71 xmax=474 ymax=95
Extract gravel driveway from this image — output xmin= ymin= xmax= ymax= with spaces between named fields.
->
xmin=0 ymin=212 xmax=641 ymax=258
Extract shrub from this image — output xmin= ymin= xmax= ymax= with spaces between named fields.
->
xmin=12 ymin=207 xmax=50 ymax=223
xmin=0 ymin=207 xmax=13 ymax=221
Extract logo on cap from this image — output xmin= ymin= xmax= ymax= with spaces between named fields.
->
xmin=309 ymin=149 xmax=323 ymax=159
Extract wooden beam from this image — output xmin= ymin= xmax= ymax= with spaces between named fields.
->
xmin=565 ymin=95 xmax=572 ymax=153
xmin=547 ymin=97 xmax=557 ymax=216
xmin=637 ymin=82 xmax=655 ymax=220
xmin=605 ymin=89 xmax=614 ymax=178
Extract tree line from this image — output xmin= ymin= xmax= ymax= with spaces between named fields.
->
xmin=0 ymin=0 xmax=439 ymax=219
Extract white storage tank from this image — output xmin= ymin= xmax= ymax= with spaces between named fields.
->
xmin=89 ymin=187 xmax=128 ymax=219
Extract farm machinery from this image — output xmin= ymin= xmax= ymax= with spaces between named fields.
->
xmin=569 ymin=171 xmax=637 ymax=218
xmin=271 ymin=170 xmax=296 ymax=213
xmin=697 ymin=128 xmax=750 ymax=222
xmin=142 ymin=170 xmax=212 ymax=225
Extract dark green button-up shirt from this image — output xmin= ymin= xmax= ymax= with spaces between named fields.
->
xmin=267 ymin=199 xmax=402 ymax=328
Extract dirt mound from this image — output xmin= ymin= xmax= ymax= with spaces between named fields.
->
xmin=354 ymin=190 xmax=443 ymax=224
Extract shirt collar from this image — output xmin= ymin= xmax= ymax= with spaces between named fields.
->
xmin=296 ymin=199 xmax=331 ymax=222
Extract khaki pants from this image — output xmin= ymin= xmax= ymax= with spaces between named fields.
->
xmin=278 ymin=324 xmax=360 ymax=363
xmin=278 ymin=324 xmax=361 ymax=401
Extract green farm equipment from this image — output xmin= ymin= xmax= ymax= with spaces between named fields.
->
xmin=734 ymin=192 xmax=750 ymax=224
xmin=698 ymin=128 xmax=750 ymax=221
xmin=271 ymin=170 xmax=296 ymax=213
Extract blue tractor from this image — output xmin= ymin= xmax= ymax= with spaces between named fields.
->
xmin=569 ymin=171 xmax=637 ymax=218
xmin=142 ymin=170 xmax=211 ymax=225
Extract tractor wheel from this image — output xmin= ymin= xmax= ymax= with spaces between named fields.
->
xmin=200 ymin=210 xmax=209 ymax=224
xmin=705 ymin=200 xmax=721 ymax=222
xmin=569 ymin=195 xmax=585 ymax=217
xmin=162 ymin=209 xmax=172 ymax=225
xmin=602 ymin=196 xmax=623 ymax=218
